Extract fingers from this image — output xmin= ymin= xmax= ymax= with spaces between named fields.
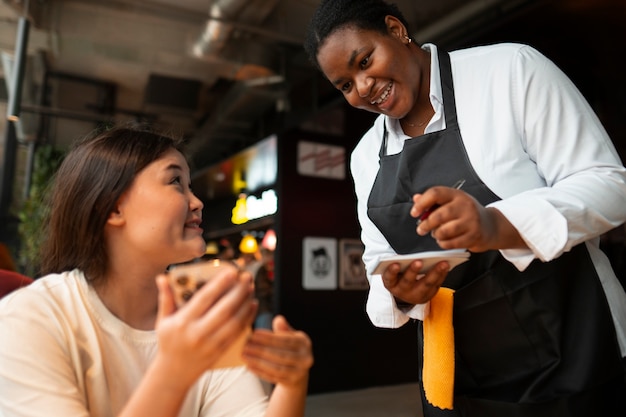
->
xmin=200 ymin=298 xmax=257 ymax=367
xmin=406 ymin=261 xmax=450 ymax=304
xmin=382 ymin=260 xmax=428 ymax=292
xmin=381 ymin=262 xmax=402 ymax=290
xmin=421 ymin=202 xmax=495 ymax=251
xmin=238 ymin=270 xmax=255 ymax=291
xmin=414 ymin=189 xmax=486 ymax=250
xmin=413 ymin=188 xmax=461 ymax=235
xmin=174 ymin=269 xmax=256 ymax=353
xmin=382 ymin=260 xmax=450 ymax=305
xmin=420 ymin=261 xmax=450 ymax=291
xmin=178 ymin=268 xmax=239 ymax=318
xmin=425 ymin=216 xmax=474 ymax=249
xmin=271 ymin=314 xmax=292 ymax=333
xmin=153 ymin=264 xmax=262 ymax=381
xmin=410 ymin=186 xmax=453 ymax=219
xmin=243 ymin=319 xmax=313 ymax=386
xmin=194 ymin=275 xmax=256 ymax=338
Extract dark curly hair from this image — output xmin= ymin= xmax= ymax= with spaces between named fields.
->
xmin=304 ymin=0 xmax=410 ymax=70
xmin=39 ymin=123 xmax=186 ymax=282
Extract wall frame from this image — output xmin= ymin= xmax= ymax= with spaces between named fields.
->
xmin=338 ymin=238 xmax=368 ymax=290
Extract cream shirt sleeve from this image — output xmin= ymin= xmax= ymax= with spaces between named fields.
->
xmin=0 ymin=290 xmax=92 ymax=417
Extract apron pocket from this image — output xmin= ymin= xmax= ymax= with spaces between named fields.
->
xmin=453 ymin=265 xmax=563 ymax=399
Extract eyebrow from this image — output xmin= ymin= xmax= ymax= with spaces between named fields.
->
xmin=164 ymin=163 xmax=193 ymax=185
xmin=347 ymin=48 xmax=365 ymax=68
xmin=330 ymin=47 xmax=367 ymax=87
xmin=163 ymin=162 xmax=188 ymax=179
xmin=164 ymin=163 xmax=184 ymax=172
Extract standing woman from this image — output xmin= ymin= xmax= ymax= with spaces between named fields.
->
xmin=305 ymin=0 xmax=626 ymax=416
xmin=0 ymin=124 xmax=313 ymax=417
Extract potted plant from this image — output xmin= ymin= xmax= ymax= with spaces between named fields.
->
xmin=17 ymin=144 xmax=65 ymax=277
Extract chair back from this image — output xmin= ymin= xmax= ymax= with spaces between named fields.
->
xmin=0 ymin=269 xmax=34 ymax=298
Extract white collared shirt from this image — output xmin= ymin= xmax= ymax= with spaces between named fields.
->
xmin=350 ymin=43 xmax=626 ymax=354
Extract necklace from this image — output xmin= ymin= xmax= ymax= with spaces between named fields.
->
xmin=402 ymin=118 xmax=429 ymax=128
xmin=400 ymin=109 xmax=434 ymax=128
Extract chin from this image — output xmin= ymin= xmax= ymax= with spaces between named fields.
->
xmin=171 ymin=241 xmax=206 ymax=264
xmin=192 ymin=239 xmax=207 ymax=257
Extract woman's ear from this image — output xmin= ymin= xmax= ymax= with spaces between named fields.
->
xmin=107 ymin=196 xmax=126 ymax=227
xmin=107 ymin=207 xmax=125 ymax=227
xmin=385 ymin=15 xmax=406 ymax=41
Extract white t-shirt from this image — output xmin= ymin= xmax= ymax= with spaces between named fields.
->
xmin=351 ymin=43 xmax=626 ymax=355
xmin=0 ymin=270 xmax=268 ymax=417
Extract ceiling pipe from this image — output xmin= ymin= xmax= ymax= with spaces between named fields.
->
xmin=193 ymin=0 xmax=282 ymax=54
xmin=196 ymin=15 xmax=301 ymax=46
xmin=193 ymin=0 xmax=247 ymax=57
xmin=192 ymin=0 xmax=282 ymax=79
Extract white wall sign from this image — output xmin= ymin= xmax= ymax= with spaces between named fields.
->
xmin=231 ymin=189 xmax=278 ymax=225
xmin=297 ymin=141 xmax=345 ymax=180
xmin=246 ymin=189 xmax=277 ymax=220
xmin=302 ymin=237 xmax=337 ymax=290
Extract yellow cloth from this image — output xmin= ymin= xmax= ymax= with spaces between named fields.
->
xmin=423 ymin=287 xmax=455 ymax=410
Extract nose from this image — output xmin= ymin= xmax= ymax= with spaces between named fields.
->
xmin=355 ymin=73 xmax=374 ymax=98
xmin=190 ymin=191 xmax=204 ymax=212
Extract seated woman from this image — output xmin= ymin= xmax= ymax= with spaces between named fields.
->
xmin=0 ymin=124 xmax=313 ymax=417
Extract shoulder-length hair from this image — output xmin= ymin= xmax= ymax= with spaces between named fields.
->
xmin=39 ymin=124 xmax=185 ymax=282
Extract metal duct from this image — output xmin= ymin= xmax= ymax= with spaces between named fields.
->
xmin=192 ymin=0 xmax=281 ymax=79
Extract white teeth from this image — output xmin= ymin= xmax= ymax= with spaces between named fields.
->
xmin=371 ymin=82 xmax=392 ymax=105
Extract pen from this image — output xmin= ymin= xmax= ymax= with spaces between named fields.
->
xmin=416 ymin=179 xmax=466 ymax=225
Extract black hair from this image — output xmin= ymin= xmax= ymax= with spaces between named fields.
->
xmin=304 ymin=0 xmax=410 ymax=70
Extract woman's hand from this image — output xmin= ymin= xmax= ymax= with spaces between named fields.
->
xmin=411 ymin=186 xmax=526 ymax=252
xmin=381 ymin=259 xmax=450 ymax=305
xmin=153 ymin=269 xmax=257 ymax=388
xmin=242 ymin=315 xmax=313 ymax=388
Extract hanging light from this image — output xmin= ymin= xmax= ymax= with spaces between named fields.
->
xmin=239 ymin=234 xmax=258 ymax=254
xmin=205 ymin=241 xmax=219 ymax=255
xmin=261 ymin=229 xmax=276 ymax=251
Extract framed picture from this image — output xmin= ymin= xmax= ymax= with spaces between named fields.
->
xmin=302 ymin=237 xmax=337 ymax=290
xmin=339 ymin=239 xmax=369 ymax=290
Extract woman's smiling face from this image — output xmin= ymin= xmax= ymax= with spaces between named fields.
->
xmin=112 ymin=148 xmax=206 ymax=267
xmin=316 ymin=17 xmax=422 ymax=120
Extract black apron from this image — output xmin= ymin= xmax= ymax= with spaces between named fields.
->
xmin=366 ymin=49 xmax=626 ymax=417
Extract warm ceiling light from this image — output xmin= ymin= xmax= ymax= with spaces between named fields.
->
xmin=261 ymin=229 xmax=276 ymax=251
xmin=205 ymin=241 xmax=219 ymax=255
xmin=239 ymin=234 xmax=258 ymax=254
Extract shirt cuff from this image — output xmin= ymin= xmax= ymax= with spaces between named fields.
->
xmin=488 ymin=196 xmax=567 ymax=264
xmin=366 ymin=275 xmax=427 ymax=327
